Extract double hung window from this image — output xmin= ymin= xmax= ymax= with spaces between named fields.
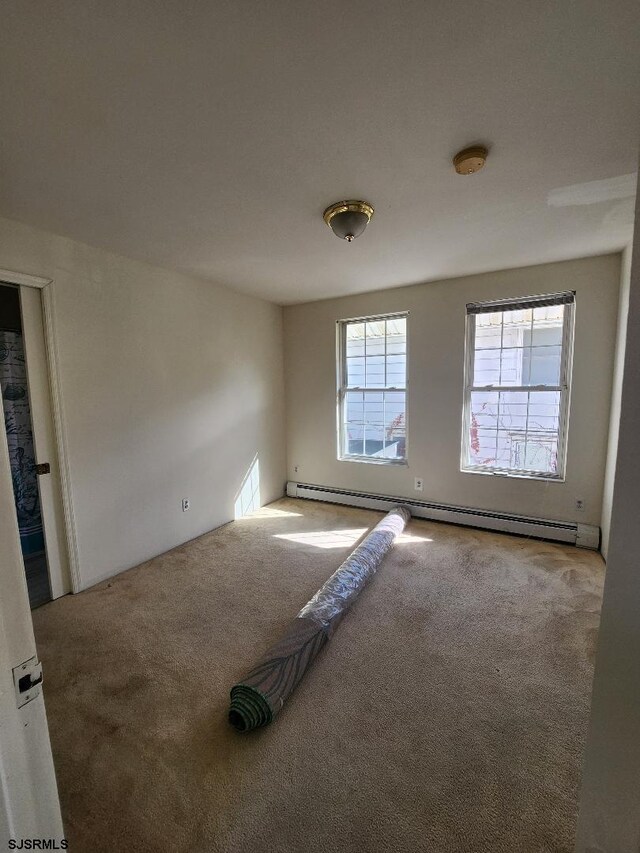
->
xmin=462 ymin=292 xmax=574 ymax=479
xmin=337 ymin=313 xmax=408 ymax=463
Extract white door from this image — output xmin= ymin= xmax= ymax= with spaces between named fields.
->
xmin=0 ymin=403 xmax=64 ymax=844
xmin=19 ymin=286 xmax=72 ymax=599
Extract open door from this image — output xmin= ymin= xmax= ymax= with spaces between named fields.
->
xmin=19 ymin=286 xmax=72 ymax=600
xmin=0 ymin=402 xmax=64 ymax=844
xmin=0 ymin=279 xmax=73 ymax=608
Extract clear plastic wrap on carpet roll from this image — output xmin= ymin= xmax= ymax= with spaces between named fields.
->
xmin=228 ymin=506 xmax=410 ymax=732
xmin=297 ymin=504 xmax=410 ymax=636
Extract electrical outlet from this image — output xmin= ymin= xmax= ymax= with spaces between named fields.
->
xmin=575 ymin=498 xmax=585 ymax=512
xmin=414 ymin=477 xmax=424 ymax=492
xmin=182 ymin=498 xmax=190 ymax=512
xmin=294 ymin=465 xmax=299 ymax=473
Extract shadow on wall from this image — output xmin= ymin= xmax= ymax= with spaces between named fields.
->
xmin=234 ymin=454 xmax=260 ymax=519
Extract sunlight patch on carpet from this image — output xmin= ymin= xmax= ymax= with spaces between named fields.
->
xmin=273 ymin=529 xmax=368 ymax=549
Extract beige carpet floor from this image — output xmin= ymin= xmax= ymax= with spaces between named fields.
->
xmin=33 ymin=498 xmax=604 ymax=853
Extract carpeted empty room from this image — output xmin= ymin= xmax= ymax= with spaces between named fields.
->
xmin=33 ymin=499 xmax=604 ymax=853
xmin=2 ymin=2 xmax=640 ymax=850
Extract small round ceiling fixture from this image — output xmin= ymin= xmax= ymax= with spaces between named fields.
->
xmin=453 ymin=145 xmax=488 ymax=175
xmin=323 ymin=200 xmax=374 ymax=242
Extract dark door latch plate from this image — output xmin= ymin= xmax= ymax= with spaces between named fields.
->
xmin=35 ymin=462 xmax=50 ymax=475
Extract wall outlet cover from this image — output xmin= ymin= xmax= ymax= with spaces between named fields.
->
xmin=414 ymin=478 xmax=424 ymax=492
xmin=182 ymin=498 xmax=190 ymax=512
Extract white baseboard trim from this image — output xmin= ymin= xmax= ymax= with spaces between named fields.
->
xmin=286 ymin=482 xmax=600 ymax=550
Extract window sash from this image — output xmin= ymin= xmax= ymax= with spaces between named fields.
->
xmin=343 ymin=385 xmax=407 ymax=391
xmin=461 ymin=297 xmax=574 ymax=480
xmin=337 ymin=313 xmax=408 ymax=463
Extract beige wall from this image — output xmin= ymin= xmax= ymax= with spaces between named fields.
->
xmin=284 ymin=254 xmax=621 ymax=528
xmin=600 ymin=244 xmax=632 ymax=560
xmin=0 ymin=216 xmax=286 ymax=589
xmin=576 ymin=175 xmax=640 ymax=853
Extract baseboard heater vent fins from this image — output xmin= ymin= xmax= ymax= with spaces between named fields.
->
xmin=285 ymin=482 xmax=600 ymax=550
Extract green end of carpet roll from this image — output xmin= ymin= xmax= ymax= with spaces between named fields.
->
xmin=229 ymin=684 xmax=273 ymax=732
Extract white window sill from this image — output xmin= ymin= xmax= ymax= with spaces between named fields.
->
xmin=461 ymin=466 xmax=565 ymax=483
xmin=339 ymin=455 xmax=408 ymax=467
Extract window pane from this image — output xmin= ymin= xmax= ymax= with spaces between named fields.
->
xmin=365 ymin=321 xmax=386 ymax=355
xmin=346 ymin=323 xmax=365 ymax=358
xmin=344 ymin=318 xmax=407 ymax=390
xmin=469 ymin=390 xmax=499 ymax=429
xmin=475 ymin=310 xmax=503 ymax=334
xmin=386 ymin=317 xmax=407 ymax=355
xmin=383 ymin=391 xmax=406 ymax=459
xmin=533 ymin=304 xmax=564 ymax=325
xmin=498 ymin=347 xmax=525 ymax=386
xmin=365 ymin=354 xmax=385 ymax=388
xmin=473 ymin=347 xmax=501 ymax=385
xmin=342 ymin=391 xmax=406 ymax=460
xmin=514 ymin=434 xmax=559 ymax=474
xmin=346 ymin=356 xmax=365 ymax=387
xmin=344 ymin=391 xmax=363 ymax=456
xmin=502 ymin=307 xmax=532 ymax=328
xmin=363 ymin=392 xmax=384 ymax=455
xmin=523 ymin=318 xmax=563 ymax=385
xmin=474 ymin=319 xmax=502 ymax=350
xmin=524 ymin=342 xmax=562 ymax=386
xmin=498 ymin=390 xmax=529 ymax=424
xmin=472 ymin=307 xmax=564 ymax=389
xmin=467 ymin=388 xmax=563 ymax=475
xmin=527 ymin=391 xmax=561 ymax=434
xmin=468 ymin=391 xmax=498 ymax=464
xmin=386 ymin=354 xmax=405 ymax=387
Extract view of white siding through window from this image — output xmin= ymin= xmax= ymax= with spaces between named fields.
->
xmin=338 ymin=314 xmax=407 ymax=462
xmin=462 ymin=294 xmax=574 ymax=478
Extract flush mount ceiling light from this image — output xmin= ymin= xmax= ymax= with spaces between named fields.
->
xmin=453 ymin=145 xmax=488 ymax=175
xmin=323 ymin=200 xmax=374 ymax=242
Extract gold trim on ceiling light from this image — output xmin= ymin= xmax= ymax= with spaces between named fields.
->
xmin=323 ymin=200 xmax=375 ymax=226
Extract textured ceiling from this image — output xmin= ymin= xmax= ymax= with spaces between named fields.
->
xmin=1 ymin=0 xmax=639 ymax=304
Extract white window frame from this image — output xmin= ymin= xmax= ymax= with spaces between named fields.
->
xmin=336 ymin=311 xmax=409 ymax=465
xmin=461 ymin=291 xmax=575 ymax=481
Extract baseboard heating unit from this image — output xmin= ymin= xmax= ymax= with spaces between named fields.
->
xmin=286 ymin=482 xmax=600 ymax=550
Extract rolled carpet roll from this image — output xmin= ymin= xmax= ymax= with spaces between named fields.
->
xmin=229 ymin=505 xmax=410 ymax=732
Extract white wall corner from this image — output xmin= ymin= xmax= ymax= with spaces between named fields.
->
xmin=600 ymin=245 xmax=633 ymax=561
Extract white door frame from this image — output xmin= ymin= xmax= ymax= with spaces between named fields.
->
xmin=0 ymin=266 xmax=81 ymax=593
